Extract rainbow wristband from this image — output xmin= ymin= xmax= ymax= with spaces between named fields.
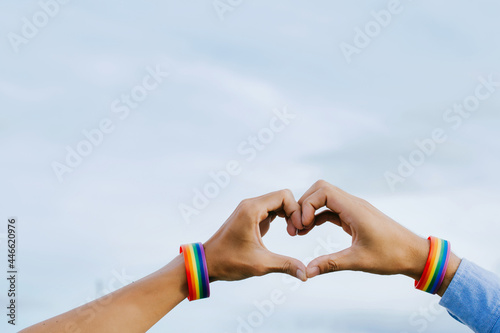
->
xmin=180 ymin=242 xmax=210 ymax=301
xmin=415 ymin=236 xmax=451 ymax=294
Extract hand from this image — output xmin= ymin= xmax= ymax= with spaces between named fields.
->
xmin=297 ymin=180 xmax=434 ymax=280
xmin=203 ymin=189 xmax=308 ymax=282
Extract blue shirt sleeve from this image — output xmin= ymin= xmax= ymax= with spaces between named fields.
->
xmin=439 ymin=258 xmax=500 ymax=332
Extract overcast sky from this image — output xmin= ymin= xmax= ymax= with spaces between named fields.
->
xmin=1 ymin=1 xmax=500 ymax=332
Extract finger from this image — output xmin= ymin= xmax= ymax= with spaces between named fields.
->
xmin=254 ymin=189 xmax=302 ymax=232
xmin=282 ymin=213 xmax=298 ymax=236
xmin=297 ymin=210 xmax=341 ymax=236
xmin=259 ymin=217 xmax=270 ymax=236
xmin=259 ymin=212 xmax=277 ymax=236
xmin=306 ymin=248 xmax=356 ymax=277
xmin=286 ymin=216 xmax=298 ymax=236
xmin=313 ymin=210 xmax=342 ymax=227
xmin=300 ymin=186 xmax=351 ymax=229
xmin=298 ymin=180 xmax=325 ymax=205
xmin=298 ymin=179 xmax=342 ymax=206
xmin=300 ymin=190 xmax=328 ymax=229
xmin=263 ymin=251 xmax=307 ymax=281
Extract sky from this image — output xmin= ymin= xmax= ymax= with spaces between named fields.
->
xmin=1 ymin=1 xmax=500 ymax=332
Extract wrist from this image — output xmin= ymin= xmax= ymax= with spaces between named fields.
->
xmin=158 ymin=254 xmax=189 ymax=299
xmin=400 ymin=235 xmax=461 ymax=296
xmin=401 ymin=235 xmax=430 ymax=280
xmin=436 ymin=253 xmax=461 ymax=296
xmin=179 ymin=243 xmax=211 ymax=301
xmin=202 ymin=241 xmax=220 ymax=282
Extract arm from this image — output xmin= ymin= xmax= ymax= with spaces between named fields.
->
xmin=295 ymin=180 xmax=461 ymax=289
xmin=21 ymin=255 xmax=189 ymax=333
xmin=21 ymin=189 xmax=307 ymax=333
xmin=296 ymin=180 xmax=499 ymax=332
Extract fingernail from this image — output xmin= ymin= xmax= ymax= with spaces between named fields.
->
xmin=307 ymin=266 xmax=320 ymax=278
xmin=296 ymin=269 xmax=307 ymax=281
xmin=295 ymin=228 xmax=299 ymax=236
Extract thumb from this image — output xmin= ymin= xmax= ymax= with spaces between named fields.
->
xmin=306 ymin=248 xmax=356 ymax=278
xmin=263 ymin=251 xmax=308 ymax=281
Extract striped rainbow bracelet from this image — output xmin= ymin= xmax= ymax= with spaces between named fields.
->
xmin=180 ymin=242 xmax=210 ymax=301
xmin=415 ymin=236 xmax=451 ymax=294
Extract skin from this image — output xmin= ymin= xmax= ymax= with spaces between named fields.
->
xmin=21 ymin=182 xmax=460 ymax=332
xmin=295 ymin=180 xmax=461 ymax=297
xmin=20 ymin=190 xmax=307 ymax=333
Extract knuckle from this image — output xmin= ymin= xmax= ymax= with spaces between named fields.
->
xmin=314 ymin=187 xmax=329 ymax=202
xmin=237 ymin=199 xmax=257 ymax=216
xmin=238 ymin=199 xmax=252 ymax=210
xmin=281 ymin=188 xmax=293 ymax=197
xmin=356 ymin=198 xmax=374 ymax=212
xmin=281 ymin=260 xmax=292 ymax=274
xmin=327 ymin=257 xmax=340 ymax=272
xmin=315 ymin=179 xmax=328 ymax=188
xmin=316 ymin=187 xmax=327 ymax=196
xmin=358 ymin=198 xmax=370 ymax=206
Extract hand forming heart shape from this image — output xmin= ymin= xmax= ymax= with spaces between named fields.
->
xmin=20 ymin=180 xmax=464 ymax=333
xmin=203 ymin=180 xmax=435 ymax=283
xmin=204 ymin=188 xmax=307 ymax=281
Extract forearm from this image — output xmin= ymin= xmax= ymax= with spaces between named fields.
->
xmin=19 ymin=189 xmax=306 ymax=332
xmin=21 ymin=255 xmax=188 ymax=333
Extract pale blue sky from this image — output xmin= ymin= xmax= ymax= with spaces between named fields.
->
xmin=1 ymin=1 xmax=500 ymax=332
